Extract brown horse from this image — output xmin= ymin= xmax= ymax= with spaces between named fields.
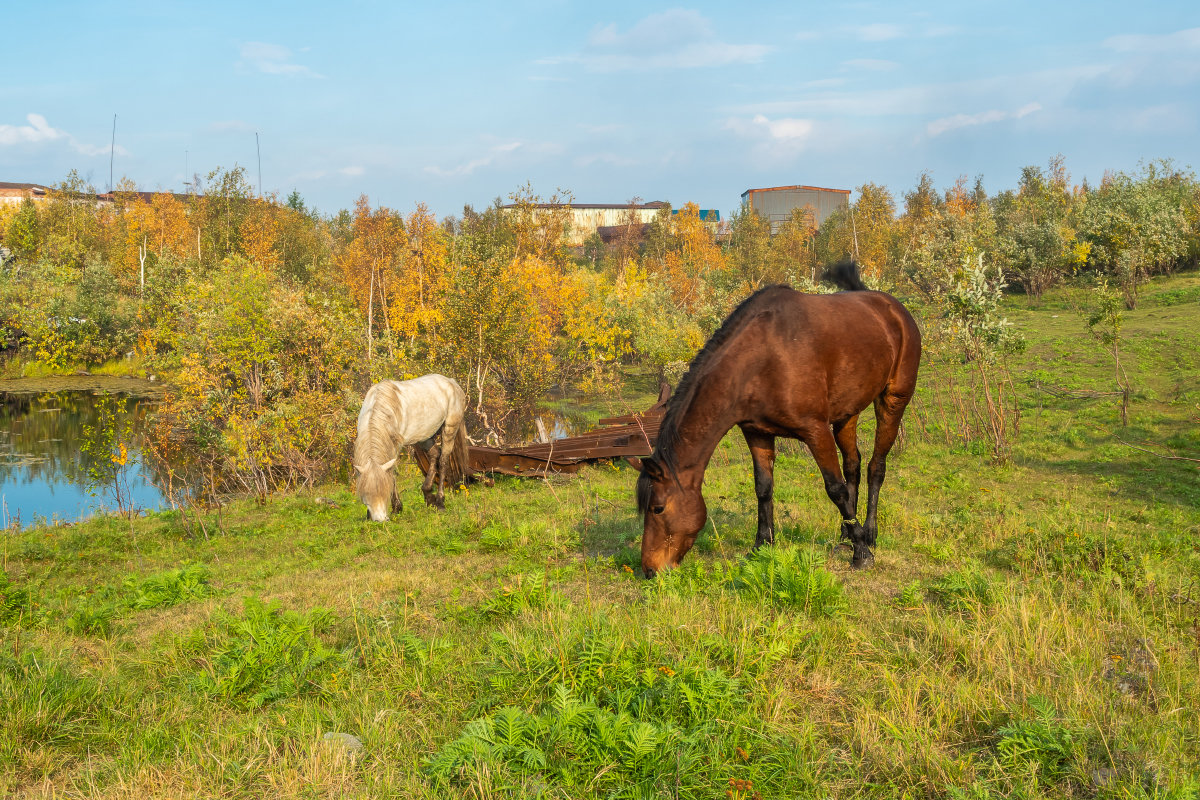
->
xmin=637 ymin=260 xmax=921 ymax=576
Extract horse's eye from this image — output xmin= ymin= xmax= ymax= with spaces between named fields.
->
xmin=652 ymin=505 xmax=665 ymax=515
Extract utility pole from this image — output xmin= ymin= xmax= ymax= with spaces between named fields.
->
xmin=109 ymin=114 xmax=117 ymax=192
xmin=256 ymin=132 xmax=262 ymax=198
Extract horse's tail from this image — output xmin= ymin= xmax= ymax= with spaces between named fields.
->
xmin=446 ymin=419 xmax=472 ymax=485
xmin=821 ymin=258 xmax=868 ymax=292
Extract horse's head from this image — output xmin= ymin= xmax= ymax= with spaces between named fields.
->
xmin=353 ymin=457 xmax=397 ymax=521
xmin=637 ymin=456 xmax=707 ymax=578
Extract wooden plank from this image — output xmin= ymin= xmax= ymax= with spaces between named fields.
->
xmin=411 ymin=394 xmax=668 ymax=480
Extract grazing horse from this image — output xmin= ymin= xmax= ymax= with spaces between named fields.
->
xmin=637 ymin=260 xmax=921 ymax=576
xmin=353 ymin=374 xmax=470 ymax=520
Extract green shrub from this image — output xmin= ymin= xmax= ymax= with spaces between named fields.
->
xmin=187 ymin=596 xmax=343 ymax=708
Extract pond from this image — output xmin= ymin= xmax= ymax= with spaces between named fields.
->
xmin=0 ymin=375 xmax=652 ymax=528
xmin=1 ymin=377 xmax=168 ymax=528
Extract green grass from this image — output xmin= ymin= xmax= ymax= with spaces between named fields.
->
xmin=2 ymin=274 xmax=1199 ymax=798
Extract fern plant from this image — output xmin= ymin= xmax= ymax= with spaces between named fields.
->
xmin=995 ymin=697 xmax=1078 ymax=784
xmin=124 ymin=564 xmax=215 ymax=610
xmin=479 ymin=573 xmax=556 ymax=619
xmin=0 ymin=570 xmax=35 ymax=626
xmin=928 ymin=564 xmax=996 ymax=612
xmin=187 ymin=596 xmax=343 ymax=708
xmin=730 ymin=546 xmax=848 ymax=617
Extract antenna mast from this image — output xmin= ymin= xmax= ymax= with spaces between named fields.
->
xmin=109 ymin=114 xmax=117 ymax=192
xmin=256 ymin=132 xmax=262 ymax=198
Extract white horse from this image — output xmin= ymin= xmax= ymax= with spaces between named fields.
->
xmin=353 ymin=374 xmax=470 ymax=520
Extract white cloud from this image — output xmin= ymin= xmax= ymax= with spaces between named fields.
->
xmin=927 ymin=102 xmax=1041 ymax=136
xmin=0 ymin=113 xmax=128 ymax=157
xmin=210 ymin=120 xmax=255 ymax=133
xmin=575 ymin=152 xmax=638 ymax=168
xmin=425 ymin=142 xmax=525 ymax=178
xmin=842 ymin=58 xmax=899 ymax=71
xmin=339 ymin=166 xmax=365 ymax=176
xmin=0 ymin=113 xmax=63 ymax=146
xmin=239 ymin=42 xmax=323 ymax=78
xmin=542 ymin=9 xmax=771 ymax=72
xmin=851 ymin=23 xmax=905 ymax=42
xmin=1103 ymin=27 xmax=1200 ymax=53
xmin=726 ymin=113 xmax=815 ymax=144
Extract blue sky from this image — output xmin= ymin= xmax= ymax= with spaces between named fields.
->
xmin=3 ymin=1 xmax=1198 ymax=219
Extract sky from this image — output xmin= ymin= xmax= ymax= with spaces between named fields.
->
xmin=3 ymin=1 xmax=1198 ymax=220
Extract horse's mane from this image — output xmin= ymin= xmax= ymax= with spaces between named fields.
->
xmin=353 ymin=383 xmax=404 ymax=498
xmin=637 ymin=284 xmax=790 ymax=513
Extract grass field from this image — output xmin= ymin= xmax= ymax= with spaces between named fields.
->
xmin=2 ymin=274 xmax=1199 ymax=799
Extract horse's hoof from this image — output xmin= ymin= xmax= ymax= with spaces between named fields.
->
xmin=850 ymin=547 xmax=875 ymax=570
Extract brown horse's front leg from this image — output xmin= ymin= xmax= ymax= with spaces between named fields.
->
xmin=742 ymin=427 xmax=777 ymax=548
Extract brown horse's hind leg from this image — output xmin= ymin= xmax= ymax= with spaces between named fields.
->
xmin=800 ymin=423 xmax=873 ymax=568
xmin=863 ymin=392 xmax=912 ymax=547
xmin=833 ymin=415 xmax=861 ymax=515
xmin=433 ymin=425 xmax=454 ymax=510
xmin=419 ymin=438 xmax=440 ymax=507
xmin=741 ymin=427 xmax=777 ymax=548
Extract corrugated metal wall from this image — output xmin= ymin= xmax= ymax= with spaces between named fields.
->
xmin=741 ymin=186 xmax=850 ymax=233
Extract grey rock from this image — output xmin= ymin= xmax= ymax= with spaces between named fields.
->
xmin=1091 ymin=768 xmax=1116 ymax=788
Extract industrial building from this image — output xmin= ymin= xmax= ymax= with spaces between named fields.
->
xmin=500 ymin=201 xmax=720 ymax=248
xmin=740 ymin=185 xmax=850 ymax=233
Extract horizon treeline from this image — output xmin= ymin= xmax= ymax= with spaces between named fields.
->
xmin=1 ymin=157 xmax=1197 ymax=494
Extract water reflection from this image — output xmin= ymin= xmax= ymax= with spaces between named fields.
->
xmin=0 ymin=391 xmax=166 ymax=528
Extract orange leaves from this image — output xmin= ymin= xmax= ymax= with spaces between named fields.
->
xmin=646 ymin=202 xmax=726 ymax=314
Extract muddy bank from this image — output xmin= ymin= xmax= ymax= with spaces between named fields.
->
xmin=0 ymin=374 xmax=168 ymax=398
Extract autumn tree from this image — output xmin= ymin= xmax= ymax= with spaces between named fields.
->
xmin=39 ymin=171 xmax=103 ymax=270
xmin=815 ymin=184 xmax=898 ymax=283
xmin=725 ymin=202 xmax=773 ymax=289
xmin=1078 ymin=160 xmax=1194 ymax=308
xmin=771 ymin=205 xmax=818 ymax=283
xmin=994 ymin=157 xmax=1080 ymax=301
xmin=505 ymin=182 xmax=574 ymax=266
xmin=336 ymin=195 xmax=406 ymax=363
xmin=5 ymin=199 xmax=40 ymax=262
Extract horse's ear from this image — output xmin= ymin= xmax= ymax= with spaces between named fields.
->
xmin=625 ymin=456 xmax=643 ymax=471
xmin=380 ymin=457 xmax=398 ymax=471
xmin=352 ymin=463 xmax=365 ymax=474
xmin=640 ymin=457 xmax=663 ymax=480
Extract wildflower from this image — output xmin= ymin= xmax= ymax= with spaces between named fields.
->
xmin=622 ymin=564 xmax=633 ymax=574
xmin=657 ymin=665 xmax=675 ymax=678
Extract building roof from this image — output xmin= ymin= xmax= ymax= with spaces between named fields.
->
xmin=741 ymin=184 xmax=851 ymax=198
xmin=0 ymin=182 xmax=50 ymax=194
xmin=500 ymin=201 xmax=669 ymax=210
